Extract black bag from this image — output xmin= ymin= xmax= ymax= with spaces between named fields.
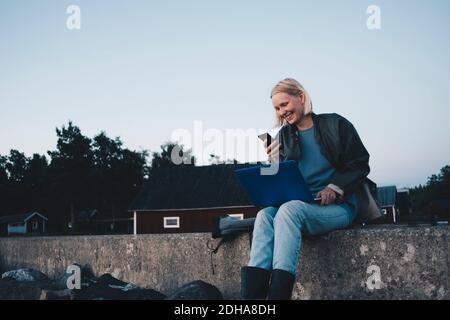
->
xmin=212 ymin=215 xmax=256 ymax=239
xmin=207 ymin=215 xmax=256 ymax=275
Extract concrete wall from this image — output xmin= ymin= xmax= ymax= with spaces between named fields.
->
xmin=0 ymin=225 xmax=448 ymax=299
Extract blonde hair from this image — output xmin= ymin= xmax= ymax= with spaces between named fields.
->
xmin=271 ymin=78 xmax=313 ymax=126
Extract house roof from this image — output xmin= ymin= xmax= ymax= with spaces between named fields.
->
xmin=377 ymin=186 xmax=397 ymax=206
xmin=129 ymin=163 xmax=257 ymax=211
xmin=0 ymin=212 xmax=48 ymax=224
xmin=73 ymin=209 xmax=98 ymax=221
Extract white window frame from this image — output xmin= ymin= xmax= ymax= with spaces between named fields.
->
xmin=31 ymin=221 xmax=38 ymax=230
xmin=163 ymin=216 xmax=180 ymax=229
xmin=228 ymin=213 xmax=244 ymax=220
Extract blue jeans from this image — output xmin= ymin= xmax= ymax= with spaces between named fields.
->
xmin=248 ymin=200 xmax=356 ymax=275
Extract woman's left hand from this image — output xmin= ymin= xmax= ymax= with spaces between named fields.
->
xmin=316 ymin=187 xmax=337 ymax=206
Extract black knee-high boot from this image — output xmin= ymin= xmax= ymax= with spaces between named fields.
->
xmin=267 ymin=269 xmax=296 ymax=300
xmin=240 ymin=266 xmax=271 ymax=299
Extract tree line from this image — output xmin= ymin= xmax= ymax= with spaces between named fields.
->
xmin=410 ymin=165 xmax=450 ymax=214
xmin=0 ymin=121 xmax=195 ymax=233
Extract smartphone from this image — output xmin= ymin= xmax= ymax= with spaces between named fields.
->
xmin=258 ymin=133 xmax=272 ymax=147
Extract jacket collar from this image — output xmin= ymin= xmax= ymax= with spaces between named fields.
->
xmin=286 ymin=112 xmax=318 ymax=135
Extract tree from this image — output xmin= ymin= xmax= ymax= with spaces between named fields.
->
xmin=91 ymin=132 xmax=121 ymax=219
xmin=25 ymin=154 xmax=49 ymax=186
xmin=5 ymin=150 xmax=28 ymax=183
xmin=47 ymin=121 xmax=94 ymax=231
xmin=0 ymin=155 xmax=9 ymax=210
xmin=92 ymin=132 xmax=122 ymax=170
xmin=23 ymin=154 xmax=49 ymax=212
xmin=114 ymin=148 xmax=148 ymax=209
xmin=150 ymin=142 xmax=195 ymax=169
xmin=0 ymin=155 xmax=8 ymax=185
xmin=90 ymin=132 xmax=148 ymax=221
xmin=410 ymin=164 xmax=450 ymax=211
xmin=1 ymin=150 xmax=30 ymax=213
xmin=439 ymin=165 xmax=450 ymax=198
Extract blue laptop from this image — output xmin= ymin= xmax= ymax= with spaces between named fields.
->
xmin=234 ymin=160 xmax=314 ymax=207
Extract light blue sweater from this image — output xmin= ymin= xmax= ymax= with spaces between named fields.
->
xmin=297 ymin=126 xmax=357 ymax=212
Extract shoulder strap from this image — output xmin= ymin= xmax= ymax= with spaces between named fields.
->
xmin=206 ymin=231 xmax=253 ymax=275
xmin=207 ymin=236 xmax=232 ymax=275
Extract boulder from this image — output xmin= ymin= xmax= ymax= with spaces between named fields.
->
xmin=2 ymin=268 xmax=48 ymax=283
xmin=71 ymin=273 xmax=167 ymax=300
xmin=39 ymin=289 xmax=73 ymax=300
xmin=0 ymin=266 xmax=167 ymax=300
xmin=168 ymin=280 xmax=223 ymax=300
xmin=0 ymin=278 xmax=43 ymax=300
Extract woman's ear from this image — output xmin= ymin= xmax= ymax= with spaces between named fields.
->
xmin=299 ymin=92 xmax=305 ymax=105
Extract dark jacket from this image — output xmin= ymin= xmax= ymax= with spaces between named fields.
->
xmin=276 ymin=112 xmax=382 ymax=222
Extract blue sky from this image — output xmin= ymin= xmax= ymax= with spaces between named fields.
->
xmin=1 ymin=0 xmax=449 ymax=188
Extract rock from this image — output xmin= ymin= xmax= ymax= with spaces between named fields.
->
xmin=97 ymin=273 xmax=135 ymax=289
xmin=2 ymin=268 xmax=48 ymax=283
xmin=134 ymin=288 xmax=167 ymax=300
xmin=0 ymin=266 xmax=167 ymax=300
xmin=0 ymin=278 xmax=43 ymax=300
xmin=39 ymin=289 xmax=73 ymax=300
xmin=168 ymin=280 xmax=223 ymax=300
xmin=71 ymin=273 xmax=167 ymax=300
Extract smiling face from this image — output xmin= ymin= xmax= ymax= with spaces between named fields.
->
xmin=272 ymin=92 xmax=306 ymax=126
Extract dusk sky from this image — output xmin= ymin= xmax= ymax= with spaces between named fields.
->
xmin=1 ymin=0 xmax=449 ymax=188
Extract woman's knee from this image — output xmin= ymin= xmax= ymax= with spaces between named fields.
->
xmin=275 ymin=200 xmax=308 ymax=224
xmin=255 ymin=207 xmax=277 ymax=225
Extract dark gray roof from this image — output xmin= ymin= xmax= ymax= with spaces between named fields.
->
xmin=377 ymin=186 xmax=397 ymax=206
xmin=129 ymin=163 xmax=257 ymax=210
xmin=74 ymin=209 xmax=98 ymax=221
xmin=0 ymin=212 xmax=47 ymax=224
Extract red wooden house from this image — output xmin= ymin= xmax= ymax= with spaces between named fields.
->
xmin=129 ymin=163 xmax=260 ymax=234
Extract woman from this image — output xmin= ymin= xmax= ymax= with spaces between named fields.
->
xmin=240 ymin=78 xmax=379 ymax=300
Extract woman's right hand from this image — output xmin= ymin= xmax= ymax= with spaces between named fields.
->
xmin=264 ymin=139 xmax=283 ymax=163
